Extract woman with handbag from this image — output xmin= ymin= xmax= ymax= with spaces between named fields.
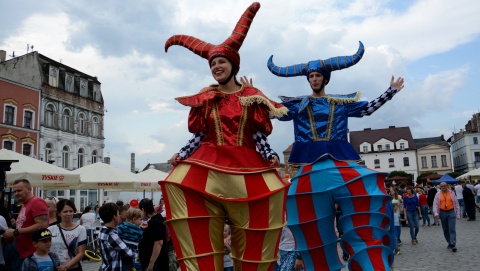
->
xmin=48 ymin=199 xmax=87 ymax=271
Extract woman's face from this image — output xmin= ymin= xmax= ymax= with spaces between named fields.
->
xmin=210 ymin=56 xmax=232 ymax=83
xmin=59 ymin=204 xmax=75 ymax=222
xmin=47 ymin=201 xmax=56 ymax=214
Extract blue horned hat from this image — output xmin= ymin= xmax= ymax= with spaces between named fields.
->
xmin=267 ymin=41 xmax=365 ymax=83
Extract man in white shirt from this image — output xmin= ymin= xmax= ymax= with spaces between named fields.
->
xmin=474 ymin=180 xmax=480 ymax=209
xmin=454 ymin=183 xmax=466 ymax=218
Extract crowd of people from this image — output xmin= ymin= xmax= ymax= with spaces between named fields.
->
xmin=0 ymin=178 xmax=178 ymax=271
xmin=386 ymin=179 xmax=479 ymax=257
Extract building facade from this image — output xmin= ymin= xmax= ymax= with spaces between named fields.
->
xmin=414 ymin=135 xmax=452 ymax=175
xmin=0 ymin=50 xmax=105 ymax=211
xmin=349 ymin=126 xmax=419 ymax=181
xmin=450 ymin=113 xmax=480 ymax=174
xmin=1 ymin=77 xmax=40 ymax=156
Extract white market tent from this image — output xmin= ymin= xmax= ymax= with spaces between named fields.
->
xmin=135 ymin=167 xmax=168 ymax=191
xmin=73 ymin=162 xmax=149 ymax=190
xmin=457 ymin=167 xmax=480 ymax=180
xmin=1 ymin=149 xmax=81 ymax=187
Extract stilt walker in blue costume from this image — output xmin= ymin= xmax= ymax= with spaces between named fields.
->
xmin=266 ymin=42 xmax=405 ymax=271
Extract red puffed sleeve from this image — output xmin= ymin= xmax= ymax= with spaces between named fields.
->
xmin=251 ymin=103 xmax=273 ymax=136
xmin=187 ymin=106 xmax=206 ymax=134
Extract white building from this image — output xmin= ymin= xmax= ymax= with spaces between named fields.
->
xmin=0 ymin=51 xmax=105 ymax=211
xmin=349 ymin=126 xmax=419 ymax=182
xmin=450 ymin=130 xmax=480 ymax=174
xmin=414 ymin=135 xmax=452 ymax=175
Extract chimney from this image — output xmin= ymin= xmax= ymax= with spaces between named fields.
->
xmin=103 ymin=157 xmax=111 ymax=164
xmin=364 ymin=128 xmax=371 ymax=131
xmin=389 ymin=126 xmax=396 ymax=129
xmin=0 ymin=50 xmax=6 ymax=63
xmin=131 ymin=153 xmax=135 ymax=173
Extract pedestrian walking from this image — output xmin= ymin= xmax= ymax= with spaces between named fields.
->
xmin=433 ymin=182 xmax=460 ymax=252
xmin=403 ymin=186 xmax=422 ymax=245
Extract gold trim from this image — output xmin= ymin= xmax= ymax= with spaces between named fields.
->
xmin=236 ymin=105 xmax=248 ymax=146
xmin=325 ymin=91 xmax=361 ymax=104
xmin=306 ymin=105 xmax=319 ymax=141
xmin=325 ymin=103 xmax=335 ymax=140
xmin=238 ymin=95 xmax=288 ymax=118
xmin=184 ymin=158 xmax=277 ymax=174
xmin=212 ymin=102 xmax=224 ymax=146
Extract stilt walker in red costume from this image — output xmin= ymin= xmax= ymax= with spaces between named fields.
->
xmin=160 ymin=3 xmax=290 ymax=271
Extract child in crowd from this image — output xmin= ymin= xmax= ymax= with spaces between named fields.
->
xmin=117 ymin=208 xmax=144 ymax=271
xmin=21 ymin=228 xmax=60 ymax=271
xmin=223 ymin=224 xmax=233 ymax=271
xmin=393 ymin=203 xmax=406 ymax=255
xmin=98 ymin=203 xmax=135 ymax=271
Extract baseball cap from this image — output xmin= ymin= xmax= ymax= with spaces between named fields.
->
xmin=32 ymin=228 xmax=53 ymax=242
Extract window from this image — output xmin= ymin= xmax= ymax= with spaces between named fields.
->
xmin=45 ymin=104 xmax=56 ymax=128
xmin=385 ymin=144 xmax=390 ymax=151
xmin=62 ymin=108 xmax=73 ymax=132
xmin=421 ymin=156 xmax=427 ymax=168
xmin=93 ymin=84 xmax=101 ymax=102
xmin=45 ymin=143 xmax=53 ymax=162
xmin=65 ymin=73 xmax=74 ymax=92
xmin=403 ymin=157 xmax=409 ymax=166
xmin=92 ymin=117 xmax=99 ymax=137
xmin=80 ymin=79 xmax=88 ymax=97
xmin=3 ymin=141 xmax=14 ymax=150
xmin=475 ymin=152 xmax=480 ymax=162
xmin=377 ymin=145 xmax=383 ymax=152
xmin=389 ymin=158 xmax=395 ymax=168
xmin=92 ymin=150 xmax=98 ymax=163
xmin=374 ymin=159 xmax=380 ymax=168
xmin=78 ymin=113 xmax=85 ymax=134
xmin=399 ymin=143 xmax=405 ymax=150
xmin=49 ymin=66 xmax=59 ymax=87
xmin=77 ymin=148 xmax=85 ymax=168
xmin=22 ymin=144 xmax=32 ymax=156
xmin=4 ymin=105 xmax=15 ymax=125
xmin=23 ymin=110 xmax=33 ymax=128
xmin=441 ymin=155 xmax=448 ymax=167
xmin=62 ymin=146 xmax=69 ymax=169
xmin=431 ymin=156 xmax=437 ymax=167
xmin=474 ymin=137 xmax=478 ymax=144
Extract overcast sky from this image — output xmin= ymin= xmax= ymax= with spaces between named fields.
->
xmin=1 ymin=0 xmax=480 ymax=171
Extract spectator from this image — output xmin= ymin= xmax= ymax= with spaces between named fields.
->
xmin=474 ymin=180 xmax=480 ymax=209
xmin=223 ymin=224 xmax=233 ymax=271
xmin=45 ymin=197 xmax=59 ymax=226
xmin=48 ymin=199 xmax=87 ymax=271
xmin=154 ymin=198 xmax=165 ymax=216
xmin=79 ymin=206 xmax=96 ymax=239
xmin=117 ymin=208 xmax=144 ymax=271
xmin=21 ymin=228 xmax=60 ymax=271
xmin=274 ymin=225 xmax=304 ymax=271
xmin=403 ymin=186 xmax=422 ymax=245
xmin=426 ymin=183 xmax=439 ymax=225
xmin=393 ymin=203 xmax=405 ymax=253
xmin=418 ymin=189 xmax=431 ymax=226
xmin=4 ymin=179 xmax=49 ymax=268
xmin=462 ymin=182 xmax=476 ymax=221
xmin=454 ymin=183 xmax=466 ymax=218
xmin=0 ymin=190 xmax=12 ymax=229
xmin=98 ymin=202 xmax=134 ymax=271
xmin=119 ymin=205 xmax=129 ymax=224
xmin=0 ymin=214 xmax=9 ymax=270
xmin=138 ymin=199 xmax=169 ymax=271
xmin=433 ymin=182 xmax=460 ymax=252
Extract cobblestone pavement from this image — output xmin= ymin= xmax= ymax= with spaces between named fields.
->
xmin=82 ymin=215 xmax=479 ymax=271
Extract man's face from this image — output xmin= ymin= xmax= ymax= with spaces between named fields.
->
xmin=440 ymin=183 xmax=448 ymax=192
xmin=13 ymin=182 xmax=31 ymax=203
xmin=308 ymin=71 xmax=327 ymax=93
